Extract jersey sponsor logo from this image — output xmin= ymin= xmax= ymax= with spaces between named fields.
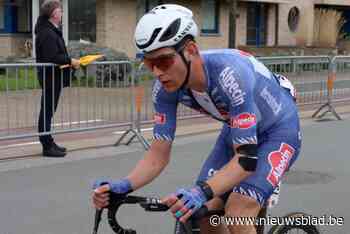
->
xmin=154 ymin=113 xmax=166 ymax=125
xmin=219 ymin=67 xmax=246 ymax=107
xmin=267 ymin=143 xmax=295 ymax=186
xmin=260 ymin=87 xmax=282 ymax=115
xmin=174 ymin=22 xmax=194 ymax=42
xmin=230 ymin=113 xmax=256 ymax=129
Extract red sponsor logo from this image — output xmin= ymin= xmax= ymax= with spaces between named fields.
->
xmin=267 ymin=143 xmax=295 ymax=186
xmin=230 ymin=113 xmax=256 ymax=129
xmin=154 ymin=113 xmax=166 ymax=124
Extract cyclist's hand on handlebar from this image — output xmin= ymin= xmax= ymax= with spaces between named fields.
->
xmin=92 ymin=184 xmax=110 ymax=209
xmin=162 ymin=193 xmax=193 ymax=223
xmin=92 ymin=178 xmax=133 ymax=209
xmin=162 ymin=186 xmax=208 ymax=223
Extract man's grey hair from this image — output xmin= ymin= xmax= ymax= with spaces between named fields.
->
xmin=40 ymin=0 xmax=62 ymax=18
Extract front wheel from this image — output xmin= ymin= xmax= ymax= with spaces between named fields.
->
xmin=268 ymin=212 xmax=320 ymax=234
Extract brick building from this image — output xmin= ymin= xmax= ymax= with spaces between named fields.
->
xmin=1 ymin=0 xmax=350 ymax=58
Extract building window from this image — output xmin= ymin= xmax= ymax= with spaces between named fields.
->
xmin=146 ymin=0 xmax=163 ymax=12
xmin=17 ymin=0 xmax=31 ymax=33
xmin=69 ymin=0 xmax=96 ymax=42
xmin=201 ymin=0 xmax=219 ymax=34
xmin=247 ymin=3 xmax=268 ymax=46
xmin=136 ymin=0 xmax=163 ymax=21
xmin=0 ymin=0 xmax=31 ymax=33
xmin=288 ymin=7 xmax=300 ymax=32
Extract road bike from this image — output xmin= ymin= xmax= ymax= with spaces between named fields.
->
xmin=92 ymin=190 xmax=320 ymax=234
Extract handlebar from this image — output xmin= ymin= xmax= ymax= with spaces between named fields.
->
xmin=107 ymin=193 xmax=168 ymax=234
xmin=93 ymin=192 xmax=221 ymax=234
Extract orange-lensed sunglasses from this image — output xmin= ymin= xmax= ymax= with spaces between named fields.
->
xmin=143 ymin=52 xmax=177 ymax=72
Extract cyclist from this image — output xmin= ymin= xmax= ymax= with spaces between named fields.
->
xmin=92 ymin=4 xmax=301 ymax=234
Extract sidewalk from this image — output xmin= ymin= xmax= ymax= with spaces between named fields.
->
xmin=1 ymin=104 xmax=350 ymax=161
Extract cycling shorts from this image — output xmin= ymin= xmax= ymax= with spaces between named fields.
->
xmin=196 ymin=112 xmax=301 ymax=206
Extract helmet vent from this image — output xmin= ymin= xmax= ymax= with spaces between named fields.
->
xmin=159 ymin=18 xmax=181 ymax=42
xmin=136 ymin=27 xmax=162 ymax=49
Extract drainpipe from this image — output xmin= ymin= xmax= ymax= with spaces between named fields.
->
xmin=62 ymin=0 xmax=69 ymax=44
xmin=228 ymin=0 xmax=238 ymax=48
xmin=32 ymin=0 xmax=40 ymax=58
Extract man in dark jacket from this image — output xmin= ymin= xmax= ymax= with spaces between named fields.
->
xmin=35 ymin=0 xmax=80 ymax=157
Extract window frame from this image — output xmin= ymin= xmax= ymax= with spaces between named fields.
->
xmin=200 ymin=0 xmax=220 ymax=35
xmin=0 ymin=3 xmax=16 ymax=33
xmin=68 ymin=0 xmax=96 ymax=42
xmin=246 ymin=2 xmax=268 ymax=47
xmin=0 ymin=0 xmax=32 ymax=34
xmin=145 ymin=0 xmax=163 ymax=13
xmin=16 ymin=0 xmax=32 ymax=33
xmin=0 ymin=4 xmax=5 ymax=31
xmin=137 ymin=0 xmax=163 ymax=21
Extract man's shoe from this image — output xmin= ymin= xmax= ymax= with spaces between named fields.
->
xmin=52 ymin=142 xmax=67 ymax=152
xmin=43 ymin=146 xmax=66 ymax=157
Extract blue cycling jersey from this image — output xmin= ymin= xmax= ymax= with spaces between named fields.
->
xmin=152 ymin=49 xmax=298 ymax=146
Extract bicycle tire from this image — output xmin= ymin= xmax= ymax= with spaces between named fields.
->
xmin=268 ymin=212 xmax=320 ymax=234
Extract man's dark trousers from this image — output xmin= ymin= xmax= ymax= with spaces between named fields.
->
xmin=38 ymin=78 xmax=62 ymax=149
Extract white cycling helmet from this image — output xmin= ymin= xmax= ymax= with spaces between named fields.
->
xmin=134 ymin=4 xmax=198 ymax=53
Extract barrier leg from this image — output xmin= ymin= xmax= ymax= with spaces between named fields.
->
xmin=312 ymin=102 xmax=341 ymax=120
xmin=114 ymin=63 xmax=150 ymax=150
xmin=312 ymin=64 xmax=341 ymax=120
xmin=312 ymin=103 xmax=328 ymax=118
xmin=115 ymin=129 xmax=150 ymax=150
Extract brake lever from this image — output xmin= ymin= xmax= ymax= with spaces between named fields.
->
xmin=92 ymin=208 xmax=103 ymax=234
xmin=92 ymin=183 xmax=110 ymax=234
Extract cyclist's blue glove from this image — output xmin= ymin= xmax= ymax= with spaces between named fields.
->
xmin=174 ymin=186 xmax=208 ymax=218
xmin=93 ymin=178 xmax=133 ymax=194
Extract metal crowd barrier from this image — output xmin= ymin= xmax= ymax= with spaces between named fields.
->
xmin=259 ymin=56 xmax=331 ymax=106
xmin=330 ymin=56 xmax=350 ymax=103
xmin=133 ymin=55 xmax=335 ymax=125
xmin=312 ymin=56 xmax=350 ymax=119
xmin=0 ymin=61 xmax=134 ymax=142
xmin=0 ymin=55 xmax=347 ymax=148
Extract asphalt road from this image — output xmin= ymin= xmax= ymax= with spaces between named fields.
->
xmin=0 ymin=114 xmax=350 ymax=234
